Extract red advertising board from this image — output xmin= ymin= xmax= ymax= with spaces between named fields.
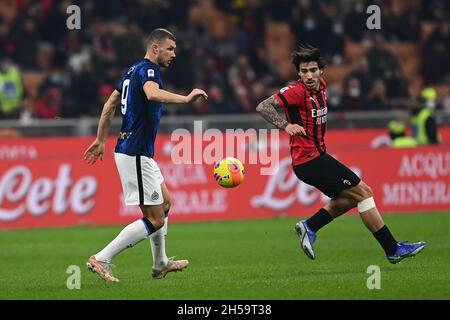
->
xmin=1 ymin=128 xmax=449 ymax=229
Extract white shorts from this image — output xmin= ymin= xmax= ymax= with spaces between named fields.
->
xmin=114 ymin=153 xmax=164 ymax=206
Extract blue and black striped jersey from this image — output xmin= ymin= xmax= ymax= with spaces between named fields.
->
xmin=115 ymin=59 xmax=163 ymax=158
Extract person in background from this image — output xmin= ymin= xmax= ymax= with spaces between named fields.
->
xmin=388 ymin=120 xmax=417 ymax=148
xmin=410 ymin=87 xmax=441 ymax=145
xmin=0 ymin=57 xmax=24 ymax=119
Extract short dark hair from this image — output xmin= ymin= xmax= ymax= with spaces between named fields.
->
xmin=147 ymin=28 xmax=176 ymax=46
xmin=292 ymin=45 xmax=325 ymax=72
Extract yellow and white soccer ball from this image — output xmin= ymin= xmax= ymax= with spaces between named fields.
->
xmin=213 ymin=157 xmax=245 ymax=188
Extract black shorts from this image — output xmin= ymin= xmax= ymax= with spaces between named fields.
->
xmin=293 ymin=153 xmax=361 ymax=198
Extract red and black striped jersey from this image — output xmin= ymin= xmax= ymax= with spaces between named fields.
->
xmin=273 ymin=77 xmax=328 ymax=165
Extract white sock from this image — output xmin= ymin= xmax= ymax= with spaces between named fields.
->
xmin=95 ymin=219 xmax=151 ymax=263
xmin=150 ymin=216 xmax=169 ymax=270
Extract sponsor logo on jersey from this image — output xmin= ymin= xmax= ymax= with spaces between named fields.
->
xmin=280 ymin=86 xmax=289 ymax=94
xmin=118 ymin=131 xmax=132 ymax=140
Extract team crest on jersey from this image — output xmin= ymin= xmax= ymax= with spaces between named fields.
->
xmin=151 ymin=191 xmax=159 ymax=201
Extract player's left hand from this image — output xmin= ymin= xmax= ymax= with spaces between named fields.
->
xmin=187 ymin=88 xmax=208 ymax=104
xmin=84 ymin=139 xmax=105 ymax=165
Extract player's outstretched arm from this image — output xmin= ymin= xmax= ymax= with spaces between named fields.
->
xmin=256 ymin=96 xmax=306 ymax=136
xmin=143 ymin=81 xmax=208 ymax=104
xmin=84 ymin=89 xmax=121 ymax=164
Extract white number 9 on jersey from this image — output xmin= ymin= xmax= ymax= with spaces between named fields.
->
xmin=121 ymin=79 xmax=130 ymax=115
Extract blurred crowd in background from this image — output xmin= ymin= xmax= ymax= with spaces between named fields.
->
xmin=0 ymin=0 xmax=449 ymax=121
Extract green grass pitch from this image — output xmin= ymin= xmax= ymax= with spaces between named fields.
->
xmin=1 ymin=212 xmax=449 ymax=299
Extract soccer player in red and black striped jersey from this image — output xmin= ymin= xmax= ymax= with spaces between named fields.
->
xmin=256 ymin=46 xmax=426 ymax=264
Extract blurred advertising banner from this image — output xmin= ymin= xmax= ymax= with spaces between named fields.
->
xmin=1 ymin=128 xmax=449 ymax=229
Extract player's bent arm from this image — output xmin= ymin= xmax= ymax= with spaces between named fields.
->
xmin=256 ymin=96 xmax=289 ymax=130
xmin=96 ymin=89 xmax=120 ymax=142
xmin=144 ymin=81 xmax=188 ymax=104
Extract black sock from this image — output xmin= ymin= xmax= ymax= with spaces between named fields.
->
xmin=373 ymin=225 xmax=398 ymax=255
xmin=306 ymin=208 xmax=333 ymax=233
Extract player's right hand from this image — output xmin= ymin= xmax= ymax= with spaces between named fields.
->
xmin=83 ymin=139 xmax=105 ymax=165
xmin=285 ymin=123 xmax=307 ymax=136
xmin=187 ymin=88 xmax=208 ymax=104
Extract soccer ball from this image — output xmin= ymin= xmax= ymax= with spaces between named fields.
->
xmin=213 ymin=157 xmax=245 ymax=188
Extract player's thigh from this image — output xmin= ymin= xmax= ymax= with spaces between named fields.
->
xmin=160 ymin=181 xmax=171 ymax=208
xmin=293 ymin=153 xmax=361 ymax=198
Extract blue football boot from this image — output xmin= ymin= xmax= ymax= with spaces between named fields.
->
xmin=295 ymin=220 xmax=317 ymax=260
xmin=387 ymin=241 xmax=426 ymax=264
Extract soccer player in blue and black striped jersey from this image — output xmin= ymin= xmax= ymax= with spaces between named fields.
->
xmin=84 ymin=28 xmax=207 ymax=282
